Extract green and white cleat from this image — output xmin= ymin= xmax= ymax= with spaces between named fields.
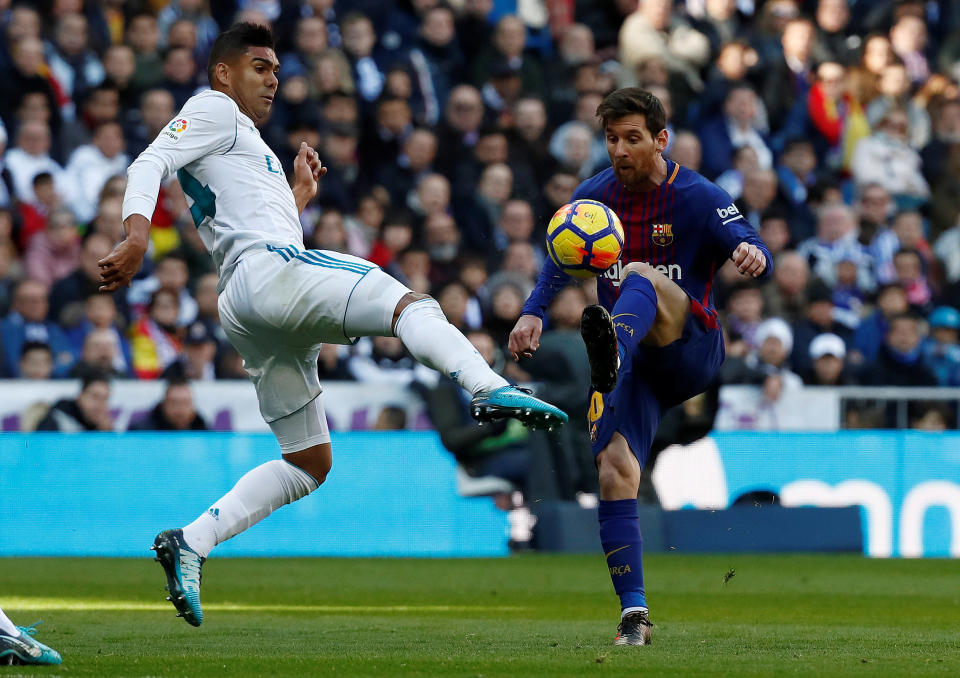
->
xmin=470 ymin=385 xmax=568 ymax=430
xmin=0 ymin=623 xmax=62 ymax=665
xmin=151 ymin=529 xmax=205 ymax=627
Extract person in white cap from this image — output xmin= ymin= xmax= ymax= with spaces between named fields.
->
xmin=804 ymin=332 xmax=854 ymax=385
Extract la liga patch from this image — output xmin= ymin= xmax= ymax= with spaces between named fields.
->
xmin=161 ymin=118 xmax=189 ymax=142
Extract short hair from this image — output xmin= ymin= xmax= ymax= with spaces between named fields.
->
xmin=207 ymin=21 xmax=275 ymax=86
xmin=20 ymin=340 xmax=51 ymax=358
xmin=595 ymin=87 xmax=666 ymax=136
xmin=80 ymin=369 xmax=111 ymax=392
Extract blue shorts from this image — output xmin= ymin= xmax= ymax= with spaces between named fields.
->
xmin=587 ymin=297 xmax=725 ymax=468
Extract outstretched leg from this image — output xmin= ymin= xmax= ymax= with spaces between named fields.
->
xmin=0 ymin=607 xmax=62 ymax=665
xmin=386 ymin=292 xmax=568 ymax=429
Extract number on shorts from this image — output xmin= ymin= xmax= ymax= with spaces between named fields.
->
xmin=588 ymin=391 xmax=604 ymax=423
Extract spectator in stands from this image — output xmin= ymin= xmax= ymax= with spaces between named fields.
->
xmin=506 ymin=96 xmax=553 ymax=187
xmin=759 ymin=209 xmax=792 ymax=256
xmin=0 ymin=35 xmax=61 ymax=137
xmin=715 ymin=145 xmax=759 ymax=202
xmin=129 ymin=377 xmax=209 ymax=431
xmin=472 ymin=15 xmax=544 ymax=100
xmin=49 ymin=233 xmax=122 ymax=325
xmin=24 ymin=208 xmax=81 ymax=290
xmin=889 ymin=13 xmax=929 ymax=86
xmin=71 ymin=327 xmax=128 ymax=379
xmin=103 ymin=45 xmax=138 ymax=112
xmin=543 ymin=23 xmax=596 ymax=125
xmin=892 ymin=248 xmax=932 ymax=312
xmin=812 ymin=0 xmax=858 ymax=65
xmin=762 ymin=16 xmax=815 ymax=133
xmin=865 ymin=59 xmax=930 ymax=149
xmin=699 ymin=83 xmax=772 ymax=180
xmin=724 ymin=281 xmax=764 ymax=349
xmin=866 ymin=313 xmax=937 ymax=386
xmin=405 ymin=4 xmax=464 ymax=127
xmin=130 ymin=288 xmax=182 ymax=380
xmin=921 ymin=306 xmax=960 ymax=386
xmin=791 ymin=278 xmax=853 ymax=375
xmin=45 ymin=12 xmax=106 ymax=108
xmin=158 ymin=0 xmax=219 ymax=57
xmin=871 ymin=209 xmax=930 ymax=285
xmin=803 ymin=332 xmax=857 ymax=386
xmin=163 ymin=319 xmax=217 ymax=381
xmin=64 ymin=121 xmax=128 ymax=223
xmin=669 ymin=130 xmax=702 ymax=172
xmin=160 ymin=46 xmax=200 ymax=110
xmin=67 ymin=292 xmax=130 ymax=370
xmin=851 ymin=108 xmax=930 ymax=207
xmin=856 ymin=183 xmax=894 ymax=247
xmin=736 ymin=168 xmax=780 ymax=230
xmin=126 ymin=88 xmax=176 ymax=158
xmin=435 ymin=84 xmax=484 ymax=177
xmin=36 ymin=370 xmax=113 ymax=432
xmin=4 ymin=120 xmax=70 ymax=205
xmin=60 ymin=80 xmax=122 ymax=158
xmin=797 ymin=203 xmax=874 ymax=289
xmin=375 ymin=127 xmax=437 ymax=209
xmin=909 ymin=401 xmax=953 ymax=431
xmin=0 ymin=279 xmax=74 ymax=378
xmin=762 ymin=251 xmax=810 ymax=323
xmin=128 ymin=252 xmax=197 ymax=327
xmin=619 ymin=0 xmax=710 ymax=94
xmin=775 ymin=137 xmax=818 ymax=234
xmin=806 ymin=59 xmax=870 ymax=174
xmin=19 ymin=341 xmax=53 ymax=380
xmin=348 ymin=334 xmax=433 ymax=386
xmin=340 ymin=12 xmax=384 ymax=104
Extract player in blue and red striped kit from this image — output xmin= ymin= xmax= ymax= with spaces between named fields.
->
xmin=509 ymin=88 xmax=773 ymax=645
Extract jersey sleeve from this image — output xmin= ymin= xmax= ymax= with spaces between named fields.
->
xmin=122 ymin=94 xmax=238 ymax=222
xmin=701 ymin=183 xmax=774 ymax=280
xmin=520 ymin=178 xmax=602 ymax=318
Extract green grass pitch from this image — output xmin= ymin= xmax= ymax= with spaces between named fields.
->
xmin=1 ymin=554 xmax=958 ymax=677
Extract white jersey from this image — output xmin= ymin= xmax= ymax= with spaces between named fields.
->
xmin=122 ymin=90 xmax=303 ymax=288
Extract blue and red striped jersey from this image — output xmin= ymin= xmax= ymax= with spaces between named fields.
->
xmin=522 ymin=159 xmax=773 ymax=318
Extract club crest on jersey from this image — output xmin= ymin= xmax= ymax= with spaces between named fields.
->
xmin=652 ymin=223 xmax=673 ymax=246
xmin=161 ymin=118 xmax=189 ymax=143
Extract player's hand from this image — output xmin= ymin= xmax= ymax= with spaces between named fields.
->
xmin=508 ymin=314 xmax=543 ymax=361
xmin=732 ymin=242 xmax=767 ymax=277
xmin=98 ymin=237 xmax=147 ymax=292
xmin=293 ymin=141 xmax=326 ymax=197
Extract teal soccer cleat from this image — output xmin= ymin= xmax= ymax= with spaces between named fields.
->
xmin=151 ymin=529 xmax=205 ymax=627
xmin=470 ymin=385 xmax=569 ymax=430
xmin=0 ymin=623 xmax=62 ymax=665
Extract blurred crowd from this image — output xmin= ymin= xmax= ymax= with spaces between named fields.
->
xmin=1 ymin=0 xmax=959 ymax=454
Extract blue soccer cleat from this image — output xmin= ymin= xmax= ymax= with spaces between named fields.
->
xmin=0 ymin=623 xmax=62 ymax=665
xmin=470 ymin=385 xmax=568 ymax=430
xmin=151 ymin=529 xmax=205 ymax=627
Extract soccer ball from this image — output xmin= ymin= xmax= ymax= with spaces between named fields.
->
xmin=545 ymin=199 xmax=625 ymax=278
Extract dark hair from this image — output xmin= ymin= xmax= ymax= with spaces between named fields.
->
xmin=80 ymin=369 xmax=111 ymax=391
xmin=166 ymin=375 xmax=190 ymax=390
xmin=32 ymin=171 xmax=53 ymax=187
xmin=20 ymin=340 xmax=52 ymax=358
xmin=595 ymin=87 xmax=666 ymax=136
xmin=207 ymin=22 xmax=275 ymax=86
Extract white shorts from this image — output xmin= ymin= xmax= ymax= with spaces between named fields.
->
xmin=218 ymin=244 xmax=411 ymax=425
xmin=268 ymin=394 xmax=330 ymax=453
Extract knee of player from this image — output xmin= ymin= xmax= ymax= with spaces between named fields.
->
xmin=284 ymin=444 xmax=332 ymax=485
xmin=620 ymin=262 xmax=657 ymax=284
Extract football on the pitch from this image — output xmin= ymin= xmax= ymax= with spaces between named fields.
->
xmin=545 ymin=199 xmax=625 ymax=278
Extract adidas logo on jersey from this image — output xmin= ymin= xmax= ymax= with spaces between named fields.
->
xmin=602 ymin=261 xmax=683 ymax=287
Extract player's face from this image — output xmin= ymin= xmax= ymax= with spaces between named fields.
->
xmin=231 ymin=47 xmax=279 ymax=122
xmin=605 ymin=115 xmax=668 ymax=189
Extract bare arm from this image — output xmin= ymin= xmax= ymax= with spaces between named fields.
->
xmin=98 ymin=214 xmax=150 ymax=291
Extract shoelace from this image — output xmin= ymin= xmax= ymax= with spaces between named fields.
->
xmin=16 ymin=622 xmax=43 ymax=638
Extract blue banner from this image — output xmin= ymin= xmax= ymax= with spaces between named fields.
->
xmin=0 ymin=432 xmax=509 ymax=558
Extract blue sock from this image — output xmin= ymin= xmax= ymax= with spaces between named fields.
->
xmin=611 ymin=274 xmax=658 ymax=363
xmin=598 ymin=498 xmax=646 ymax=610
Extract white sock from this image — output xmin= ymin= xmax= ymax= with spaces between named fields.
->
xmin=181 ymin=460 xmax=318 ymax=557
xmin=0 ymin=607 xmax=19 ymax=636
xmin=621 ymin=606 xmax=648 ymax=619
xmin=394 ymin=299 xmax=508 ymax=395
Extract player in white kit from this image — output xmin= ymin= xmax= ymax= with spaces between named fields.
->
xmin=98 ymin=23 xmax=567 ymax=627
